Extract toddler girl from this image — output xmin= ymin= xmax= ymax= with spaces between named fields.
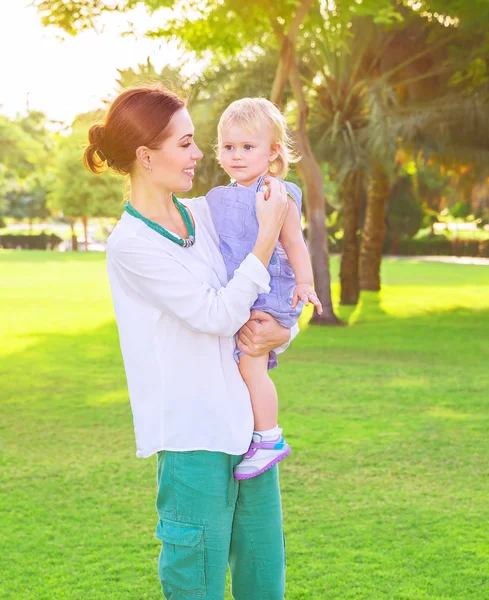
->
xmin=206 ymin=98 xmax=322 ymax=480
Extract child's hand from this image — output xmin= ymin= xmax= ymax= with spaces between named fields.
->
xmin=292 ymin=283 xmax=323 ymax=315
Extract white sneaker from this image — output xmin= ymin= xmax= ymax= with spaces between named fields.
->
xmin=234 ymin=433 xmax=291 ymax=480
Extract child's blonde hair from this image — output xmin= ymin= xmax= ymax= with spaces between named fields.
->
xmin=217 ymin=97 xmax=300 ymax=178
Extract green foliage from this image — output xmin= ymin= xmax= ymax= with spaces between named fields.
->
xmin=116 ymin=58 xmax=188 ymax=94
xmin=450 ymin=200 xmax=472 ymax=219
xmin=48 ymin=115 xmax=123 ymax=220
xmin=4 ymin=173 xmax=52 ymax=221
xmin=391 ymin=235 xmax=489 ymax=257
xmin=0 ymin=111 xmax=55 ymax=221
xmin=0 ymin=113 xmax=51 ymax=178
xmin=32 ymin=0 xmax=489 ymax=240
xmin=33 ymin=0 xmax=489 ymax=100
xmin=416 ymin=161 xmax=451 ymax=214
xmin=34 ymin=0 xmax=129 ymax=35
xmin=386 ymin=174 xmax=424 ymax=240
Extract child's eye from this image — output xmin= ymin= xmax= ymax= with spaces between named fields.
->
xmin=224 ymin=145 xmax=233 ymax=151
xmin=244 ymin=144 xmax=253 ymax=150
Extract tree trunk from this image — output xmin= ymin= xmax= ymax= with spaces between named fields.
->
xmin=359 ymin=163 xmax=390 ymax=291
xmin=70 ymin=219 xmax=78 ymax=251
xmin=269 ymin=0 xmax=315 ymax=107
xmin=268 ymin=0 xmax=340 ymax=324
xmin=81 ymin=216 xmax=89 ymax=252
xmin=289 ymin=59 xmax=341 ymax=325
xmin=270 ymin=37 xmax=294 ymax=108
xmin=340 ymin=171 xmax=362 ymax=305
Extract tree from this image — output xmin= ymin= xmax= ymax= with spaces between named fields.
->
xmin=0 ymin=111 xmax=55 ymax=223
xmin=48 ymin=112 xmax=123 ymax=250
xmin=145 ymin=0 xmax=489 ymax=300
xmin=358 ymin=2 xmax=489 ymax=289
xmin=308 ymin=5 xmax=489 ymax=294
xmin=35 ymin=0 xmax=489 ymax=296
xmin=35 ymin=0 xmax=343 ymax=325
xmin=308 ymin=15 xmax=438 ymax=300
xmin=151 ymin=0 xmax=343 ymax=324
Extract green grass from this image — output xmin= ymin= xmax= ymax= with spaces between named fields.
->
xmin=1 ymin=250 xmax=489 ymax=599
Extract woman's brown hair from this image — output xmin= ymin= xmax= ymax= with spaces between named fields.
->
xmin=84 ymin=86 xmax=186 ymax=175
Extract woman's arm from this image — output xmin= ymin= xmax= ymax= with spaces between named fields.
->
xmin=110 ymin=239 xmax=270 ymax=338
xmin=110 ymin=180 xmax=288 ymax=338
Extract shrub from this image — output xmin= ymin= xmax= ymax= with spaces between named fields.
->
xmin=0 ymin=232 xmax=62 ymax=250
xmin=330 ymin=232 xmax=489 ymax=257
xmin=387 ymin=236 xmax=489 ymax=257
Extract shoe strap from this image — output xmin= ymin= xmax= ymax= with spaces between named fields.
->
xmin=243 ymin=436 xmax=284 ymax=458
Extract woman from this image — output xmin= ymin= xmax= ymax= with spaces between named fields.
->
xmin=84 ymin=85 xmax=294 ymax=600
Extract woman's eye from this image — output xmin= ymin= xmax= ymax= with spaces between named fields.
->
xmin=182 ymin=143 xmax=191 ymax=148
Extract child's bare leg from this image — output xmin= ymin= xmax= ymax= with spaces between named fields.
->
xmin=234 ymin=352 xmax=291 ymax=480
xmin=238 ymin=353 xmax=277 ymax=430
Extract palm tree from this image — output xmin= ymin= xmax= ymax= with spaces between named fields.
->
xmin=308 ymin=23 xmax=393 ymax=303
xmin=307 ymin=11 xmax=470 ymax=298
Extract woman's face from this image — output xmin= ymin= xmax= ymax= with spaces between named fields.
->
xmin=148 ymin=108 xmax=203 ymax=193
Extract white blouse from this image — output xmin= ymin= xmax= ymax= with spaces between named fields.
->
xmin=106 ymin=195 xmax=294 ymax=458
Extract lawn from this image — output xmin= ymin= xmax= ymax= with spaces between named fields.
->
xmin=1 ymin=251 xmax=488 ymax=600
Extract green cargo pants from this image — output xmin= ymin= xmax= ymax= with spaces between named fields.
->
xmin=156 ymin=450 xmax=286 ymax=599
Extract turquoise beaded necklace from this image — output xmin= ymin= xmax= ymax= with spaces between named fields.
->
xmin=124 ymin=194 xmax=196 ymax=248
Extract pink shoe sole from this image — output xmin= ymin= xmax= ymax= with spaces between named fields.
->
xmin=233 ymin=446 xmax=291 ymax=481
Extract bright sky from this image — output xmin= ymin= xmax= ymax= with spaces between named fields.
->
xmin=0 ymin=1 xmax=196 ymax=125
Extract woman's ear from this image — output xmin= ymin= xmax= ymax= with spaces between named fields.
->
xmin=269 ymin=142 xmax=282 ymax=163
xmin=135 ymin=146 xmax=151 ymax=171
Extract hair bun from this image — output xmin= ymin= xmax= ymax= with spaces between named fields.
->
xmin=84 ymin=123 xmax=112 ymax=172
xmin=88 ymin=123 xmax=105 ymax=146
xmin=87 ymin=123 xmax=113 ymax=165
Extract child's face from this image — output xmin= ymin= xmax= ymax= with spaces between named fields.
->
xmin=219 ymin=122 xmax=280 ymax=187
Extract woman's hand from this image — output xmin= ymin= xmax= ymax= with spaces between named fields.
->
xmin=252 ymin=178 xmax=288 ymax=267
xmin=237 ymin=310 xmax=290 ymax=357
xmin=255 ymin=177 xmax=288 ymax=236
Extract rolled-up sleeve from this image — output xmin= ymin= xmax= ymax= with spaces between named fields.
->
xmin=275 ymin=322 xmax=300 ymax=355
xmin=109 ymin=237 xmax=270 ymax=338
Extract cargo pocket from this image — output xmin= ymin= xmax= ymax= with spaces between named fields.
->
xmin=156 ymin=518 xmax=206 ymax=596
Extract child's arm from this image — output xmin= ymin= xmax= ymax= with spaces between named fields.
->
xmin=279 ymin=196 xmax=322 ymax=314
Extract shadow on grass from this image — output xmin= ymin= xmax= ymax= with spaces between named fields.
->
xmin=337 ymin=292 xmax=388 ymax=325
xmin=3 ymin=301 xmax=489 ymax=418
xmin=290 ymin=299 xmax=489 ymax=369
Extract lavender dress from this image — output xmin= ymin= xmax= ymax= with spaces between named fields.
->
xmin=206 ymin=176 xmax=303 ymax=369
